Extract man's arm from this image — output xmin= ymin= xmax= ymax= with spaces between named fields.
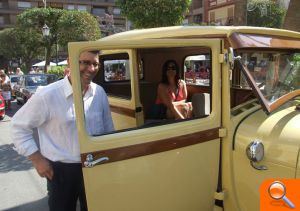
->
xmin=28 ymin=151 xmax=53 ymax=180
xmin=11 ymin=92 xmax=53 ymax=179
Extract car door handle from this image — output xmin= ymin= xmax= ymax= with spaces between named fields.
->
xmin=84 ymin=154 xmax=109 ymax=168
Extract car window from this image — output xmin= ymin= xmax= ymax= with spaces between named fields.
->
xmin=184 ymin=54 xmax=211 ymax=86
xmin=10 ymin=77 xmax=19 ymax=83
xmin=90 ymin=47 xmax=213 ymax=135
xmin=100 ymin=53 xmax=132 ymax=99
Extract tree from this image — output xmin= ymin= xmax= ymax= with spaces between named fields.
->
xmin=16 ymin=8 xmax=66 ymax=71
xmin=57 ymin=10 xmax=101 ymax=47
xmin=0 ymin=28 xmax=43 ymax=73
xmin=15 ymin=8 xmax=101 ymax=71
xmin=116 ymin=0 xmax=191 ymax=28
xmin=246 ymin=0 xmax=285 ymax=28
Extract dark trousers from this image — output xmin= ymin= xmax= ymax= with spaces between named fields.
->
xmin=47 ymin=161 xmax=88 ymax=211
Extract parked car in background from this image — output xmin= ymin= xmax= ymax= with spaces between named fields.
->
xmin=9 ymin=75 xmax=21 ymax=99
xmin=0 ymin=91 xmax=5 ymax=120
xmin=14 ymin=74 xmax=57 ymax=104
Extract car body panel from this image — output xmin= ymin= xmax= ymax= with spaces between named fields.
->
xmin=14 ymin=74 xmax=57 ymax=104
xmin=230 ymin=102 xmax=300 ymax=210
xmin=69 ymin=37 xmax=222 ymax=210
xmin=66 ymin=26 xmax=300 ymax=211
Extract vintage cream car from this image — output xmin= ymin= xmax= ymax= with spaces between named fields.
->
xmin=68 ymin=26 xmax=300 ymax=211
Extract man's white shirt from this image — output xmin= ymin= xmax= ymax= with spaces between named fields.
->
xmin=11 ymin=76 xmax=114 ymax=163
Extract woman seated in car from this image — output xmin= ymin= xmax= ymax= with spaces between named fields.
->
xmin=154 ymin=60 xmax=192 ymax=120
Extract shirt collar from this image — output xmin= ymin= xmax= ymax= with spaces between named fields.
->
xmin=63 ymin=76 xmax=73 ymax=98
xmin=63 ymin=76 xmax=95 ymax=100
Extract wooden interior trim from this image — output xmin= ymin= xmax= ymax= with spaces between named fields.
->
xmin=81 ymin=127 xmax=220 ymax=167
xmin=229 ymin=33 xmax=300 ymax=49
xmin=110 ymin=105 xmax=136 ymax=118
xmin=236 ymin=60 xmax=270 ymax=113
xmin=269 ymin=90 xmax=300 ymax=111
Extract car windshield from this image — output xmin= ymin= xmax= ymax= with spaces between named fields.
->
xmin=26 ymin=75 xmax=55 ymax=86
xmin=236 ymin=50 xmax=300 ymax=112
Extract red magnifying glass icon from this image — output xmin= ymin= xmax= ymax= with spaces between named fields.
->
xmin=268 ymin=181 xmax=295 ymax=209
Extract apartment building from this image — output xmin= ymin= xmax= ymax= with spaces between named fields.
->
xmin=204 ymin=0 xmax=235 ymax=25
xmin=185 ymin=0 xmax=204 ymax=25
xmin=184 ymin=0 xmax=234 ymax=26
xmin=0 ymin=0 xmax=126 ymax=35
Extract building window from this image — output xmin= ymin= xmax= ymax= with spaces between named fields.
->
xmin=78 ymin=5 xmax=87 ymax=11
xmin=92 ymin=7 xmax=106 ymax=16
xmin=193 ymin=14 xmax=203 ymax=23
xmin=113 ymin=8 xmax=121 ymax=15
xmin=50 ymin=2 xmax=63 ymax=9
xmin=67 ymin=5 xmax=75 ymax=10
xmin=0 ymin=16 xmax=4 ymax=24
xmin=227 ymin=7 xmax=234 ymax=18
xmin=18 ymin=1 xmax=31 ymax=9
xmin=209 ymin=11 xmax=215 ymax=23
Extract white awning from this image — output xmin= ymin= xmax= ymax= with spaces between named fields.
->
xmin=32 ymin=61 xmax=57 ymax=67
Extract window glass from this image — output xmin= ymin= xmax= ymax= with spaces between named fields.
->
xmin=92 ymin=7 xmax=106 ymax=16
xmin=100 ymin=53 xmax=132 ymax=99
xmin=78 ymin=5 xmax=87 ymax=11
xmin=91 ymin=47 xmax=213 ymax=136
xmin=67 ymin=5 xmax=75 ymax=10
xmin=104 ymin=59 xmax=130 ymax=82
xmin=0 ymin=2 xmax=3 ymax=8
xmin=184 ymin=54 xmax=211 ymax=86
xmin=113 ymin=8 xmax=121 ymax=15
xmin=0 ymin=16 xmax=4 ymax=24
xmin=18 ymin=1 xmax=31 ymax=8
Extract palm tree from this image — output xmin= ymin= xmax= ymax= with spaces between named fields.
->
xmin=283 ymin=0 xmax=300 ymax=31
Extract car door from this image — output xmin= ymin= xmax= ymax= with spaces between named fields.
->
xmin=68 ymin=38 xmax=222 ymax=211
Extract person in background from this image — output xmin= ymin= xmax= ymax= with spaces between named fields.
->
xmin=29 ymin=68 xmax=36 ymax=74
xmin=8 ymin=68 xmax=14 ymax=76
xmin=0 ymin=69 xmax=10 ymax=83
xmin=0 ymin=71 xmax=11 ymax=110
xmin=11 ymin=50 xmax=114 ymax=211
xmin=15 ymin=67 xmax=24 ymax=75
xmin=154 ymin=60 xmax=192 ymax=120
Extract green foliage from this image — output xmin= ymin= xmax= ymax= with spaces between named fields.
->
xmin=0 ymin=8 xmax=101 ymax=72
xmin=116 ymin=0 xmax=191 ymax=28
xmin=48 ymin=66 xmax=65 ymax=78
xmin=58 ymin=11 xmax=101 ymax=47
xmin=247 ymin=0 xmax=286 ymax=28
xmin=0 ymin=27 xmax=43 ymax=72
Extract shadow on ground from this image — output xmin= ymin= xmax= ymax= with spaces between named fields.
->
xmin=4 ymin=197 xmax=48 ymax=211
xmin=0 ymin=144 xmax=33 ymax=172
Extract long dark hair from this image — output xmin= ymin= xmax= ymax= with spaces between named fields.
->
xmin=161 ymin=60 xmax=180 ymax=88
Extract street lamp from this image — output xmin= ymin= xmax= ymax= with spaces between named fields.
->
xmin=42 ymin=24 xmax=49 ymax=72
xmin=42 ymin=24 xmax=49 ymax=36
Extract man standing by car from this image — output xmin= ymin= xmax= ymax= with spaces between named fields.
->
xmin=11 ymin=51 xmax=114 ymax=211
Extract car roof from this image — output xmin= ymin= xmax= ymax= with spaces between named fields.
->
xmin=100 ymin=26 xmax=300 ymax=41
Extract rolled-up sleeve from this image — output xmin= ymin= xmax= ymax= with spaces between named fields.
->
xmin=11 ymin=92 xmax=49 ymax=157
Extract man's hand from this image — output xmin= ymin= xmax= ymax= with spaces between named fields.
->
xmin=28 ymin=151 xmax=53 ymax=180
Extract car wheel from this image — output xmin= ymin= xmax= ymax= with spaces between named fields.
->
xmin=23 ymin=97 xmax=27 ymax=104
